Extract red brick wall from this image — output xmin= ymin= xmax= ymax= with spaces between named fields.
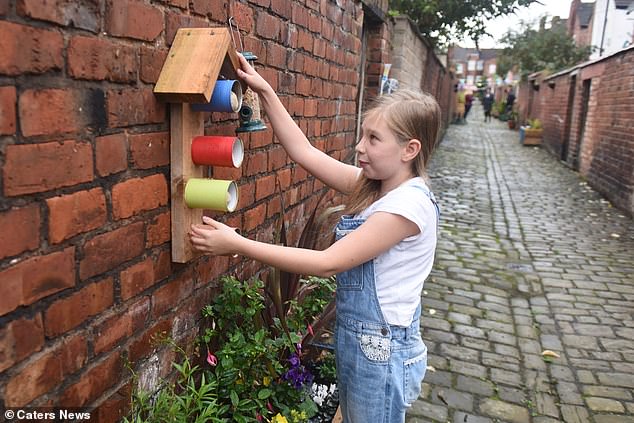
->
xmin=0 ymin=0 xmax=364 ymax=419
xmin=517 ymin=47 xmax=634 ymax=216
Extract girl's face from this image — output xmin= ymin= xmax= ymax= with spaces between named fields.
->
xmin=356 ymin=112 xmax=410 ymax=183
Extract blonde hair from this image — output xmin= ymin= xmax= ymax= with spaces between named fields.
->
xmin=346 ymin=89 xmax=441 ymax=215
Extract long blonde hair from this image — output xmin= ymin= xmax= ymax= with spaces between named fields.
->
xmin=346 ymin=89 xmax=441 ymax=215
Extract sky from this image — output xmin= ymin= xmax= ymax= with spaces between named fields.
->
xmin=465 ymin=0 xmax=574 ymax=49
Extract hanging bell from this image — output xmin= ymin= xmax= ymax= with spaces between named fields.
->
xmin=236 ymin=52 xmax=267 ymax=133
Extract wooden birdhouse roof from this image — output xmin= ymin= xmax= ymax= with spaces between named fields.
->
xmin=154 ymin=27 xmax=244 ymax=103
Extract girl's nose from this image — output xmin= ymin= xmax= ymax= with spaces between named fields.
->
xmin=355 ymin=138 xmax=365 ymax=153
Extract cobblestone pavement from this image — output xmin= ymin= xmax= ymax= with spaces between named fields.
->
xmin=407 ymin=110 xmax=634 ymax=423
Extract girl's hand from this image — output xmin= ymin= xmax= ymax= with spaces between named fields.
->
xmin=189 ymin=216 xmax=242 ymax=256
xmin=236 ymin=53 xmax=272 ymax=94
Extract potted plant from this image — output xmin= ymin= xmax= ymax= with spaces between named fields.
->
xmin=507 ymin=110 xmax=518 ymax=129
xmin=519 ymin=118 xmax=543 ymax=145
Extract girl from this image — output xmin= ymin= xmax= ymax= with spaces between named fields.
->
xmin=190 ymin=54 xmax=441 ymax=423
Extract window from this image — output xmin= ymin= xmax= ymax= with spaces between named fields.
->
xmin=468 ymin=60 xmax=476 ymax=71
xmin=489 ymin=64 xmax=497 ymax=75
xmin=477 ymin=60 xmax=484 ymax=71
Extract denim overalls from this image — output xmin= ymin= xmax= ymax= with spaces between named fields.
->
xmin=334 ymin=186 xmax=439 ymax=423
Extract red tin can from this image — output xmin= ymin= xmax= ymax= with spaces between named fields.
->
xmin=191 ymin=136 xmax=244 ymax=168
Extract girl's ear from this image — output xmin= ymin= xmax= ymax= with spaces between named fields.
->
xmin=402 ymin=138 xmax=422 ymax=162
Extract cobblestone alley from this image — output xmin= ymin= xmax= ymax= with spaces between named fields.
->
xmin=407 ymin=108 xmax=634 ymax=423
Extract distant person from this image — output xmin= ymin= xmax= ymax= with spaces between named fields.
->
xmin=455 ymin=86 xmax=466 ymax=123
xmin=505 ymin=89 xmax=515 ymax=114
xmin=464 ymin=91 xmax=474 ymax=121
xmin=482 ymin=88 xmax=494 ymax=123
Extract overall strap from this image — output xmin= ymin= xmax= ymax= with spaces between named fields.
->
xmin=414 ymin=185 xmax=440 ymax=229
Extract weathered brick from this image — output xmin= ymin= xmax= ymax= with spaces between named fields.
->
xmin=255 ymin=174 xmax=277 ymax=200
xmin=4 ymin=348 xmax=64 ymax=406
xmin=96 ymin=133 xmax=128 ymax=176
xmin=3 ymin=141 xmax=93 ymax=196
xmin=19 ymin=88 xmax=76 ymax=135
xmin=0 ymin=247 xmax=75 ymax=316
xmin=0 ymin=314 xmax=44 ymax=373
xmin=44 ymin=277 xmax=114 ymax=337
xmin=59 ymin=352 xmax=122 ymax=407
xmin=17 ymin=0 xmax=100 ymax=31
xmin=0 ymin=21 xmax=63 ymax=76
xmin=107 ymin=87 xmax=165 ymax=127
xmin=164 ymin=11 xmax=209 ymax=45
xmin=93 ymin=384 xmax=131 ymax=423
xmin=268 ymin=146 xmax=288 ymax=171
xmin=243 ymin=203 xmax=267 ymax=232
xmin=0 ymin=204 xmax=40 ymax=259
xmin=232 ymin=1 xmax=255 ymax=32
xmin=106 ymin=0 xmax=163 ymax=42
xmin=128 ymin=318 xmax=172 ymax=362
xmin=151 ymin=270 xmax=195 ymax=319
xmin=120 ymin=257 xmax=155 ymax=300
xmin=140 ymin=46 xmax=167 ymax=84
xmin=4 ymin=333 xmax=86 ymax=406
xmin=68 ymin=35 xmax=137 ymax=82
xmin=94 ymin=297 xmax=149 ymax=354
xmin=129 ymin=131 xmax=169 ymax=169
xmin=146 ymin=212 xmax=171 ymax=248
xmin=80 ymin=222 xmax=145 ymax=279
xmin=189 ymin=0 xmax=224 ymax=19
xmin=0 ymin=85 xmax=16 ymax=134
xmin=112 ymin=174 xmax=168 ymax=220
xmin=47 ymin=188 xmax=107 ymax=244
xmin=256 ymin=12 xmax=281 ymax=41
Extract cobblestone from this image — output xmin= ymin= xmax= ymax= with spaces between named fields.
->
xmin=407 ymin=114 xmax=634 ymax=422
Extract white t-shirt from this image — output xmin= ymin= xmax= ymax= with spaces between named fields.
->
xmin=356 ymin=177 xmax=438 ymax=326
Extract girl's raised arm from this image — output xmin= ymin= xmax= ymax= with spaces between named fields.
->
xmin=190 ymin=212 xmax=419 ymax=277
xmin=237 ymin=54 xmax=360 ymax=194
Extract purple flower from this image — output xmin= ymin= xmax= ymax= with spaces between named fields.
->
xmin=282 ymin=353 xmax=313 ymax=389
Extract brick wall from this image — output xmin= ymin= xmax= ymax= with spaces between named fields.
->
xmin=391 ymin=16 xmax=454 ymax=129
xmin=0 ymin=0 xmax=364 ymax=419
xmin=0 ymin=0 xmax=453 ymax=418
xmin=518 ymin=46 xmax=634 ymax=216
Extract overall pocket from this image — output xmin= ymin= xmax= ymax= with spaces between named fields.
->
xmin=403 ymin=350 xmax=427 ymax=404
xmin=337 ymin=261 xmax=368 ymax=290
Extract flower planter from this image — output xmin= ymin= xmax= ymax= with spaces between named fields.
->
xmin=520 ymin=126 xmax=542 ymax=146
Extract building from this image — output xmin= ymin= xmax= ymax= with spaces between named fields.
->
xmin=568 ymin=0 xmax=595 ymax=47
xmin=449 ymin=46 xmax=502 ymax=91
xmin=589 ymin=0 xmax=634 ymax=59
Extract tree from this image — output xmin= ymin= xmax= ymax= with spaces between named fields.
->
xmin=388 ymin=0 xmax=538 ymax=48
xmin=496 ymin=18 xmax=593 ymax=80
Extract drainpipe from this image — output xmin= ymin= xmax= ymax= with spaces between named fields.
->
xmin=599 ymin=0 xmax=610 ymax=56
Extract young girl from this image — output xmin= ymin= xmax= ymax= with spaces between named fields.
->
xmin=190 ymin=54 xmax=441 ymax=423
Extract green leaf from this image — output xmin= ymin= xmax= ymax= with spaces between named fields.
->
xmin=230 ymin=390 xmax=239 ymax=407
xmin=257 ymin=388 xmax=272 ymax=399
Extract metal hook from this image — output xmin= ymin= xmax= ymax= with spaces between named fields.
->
xmin=228 ymin=16 xmax=244 ymax=52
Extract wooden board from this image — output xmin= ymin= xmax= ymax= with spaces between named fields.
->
xmin=154 ymin=27 xmax=243 ymax=103
xmin=170 ymin=103 xmax=204 ymax=263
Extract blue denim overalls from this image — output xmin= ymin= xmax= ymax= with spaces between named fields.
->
xmin=334 ymin=186 xmax=439 ymax=423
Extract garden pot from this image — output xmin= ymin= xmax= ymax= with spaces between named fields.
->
xmin=520 ymin=127 xmax=543 ymax=146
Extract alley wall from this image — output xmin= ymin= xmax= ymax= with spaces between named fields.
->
xmin=519 ymin=46 xmax=634 ymax=216
xmin=0 ymin=0 xmax=452 ymax=419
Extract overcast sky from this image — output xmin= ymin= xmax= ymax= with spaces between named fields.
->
xmin=465 ymin=0 xmax=574 ymax=49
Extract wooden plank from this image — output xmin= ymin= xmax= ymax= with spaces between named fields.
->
xmin=170 ymin=103 xmax=204 ymax=263
xmin=155 ymin=28 xmax=242 ymax=103
xmin=332 ymin=406 xmax=342 ymax=423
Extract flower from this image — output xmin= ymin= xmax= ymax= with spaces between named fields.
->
xmin=271 ymin=413 xmax=288 ymax=423
xmin=206 ymin=349 xmax=217 ymax=366
xmin=282 ymin=353 xmax=313 ymax=390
